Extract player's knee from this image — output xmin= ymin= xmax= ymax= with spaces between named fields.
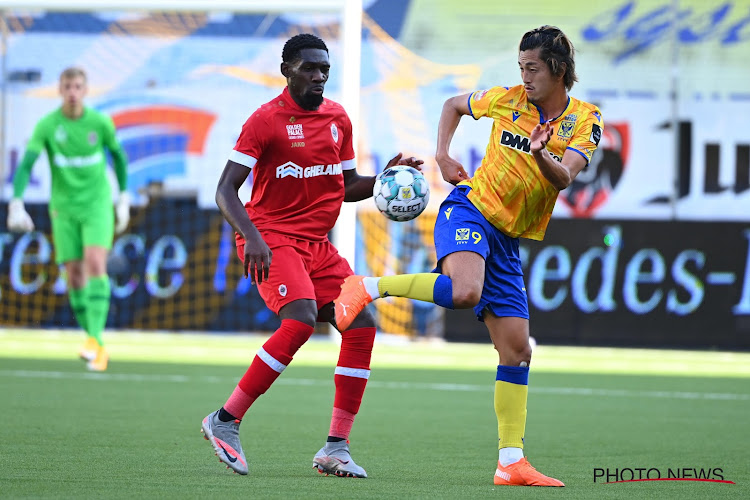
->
xmin=495 ymin=342 xmax=532 ymax=366
xmin=67 ymin=270 xmax=86 ymax=289
xmin=349 ymin=307 xmax=376 ymax=329
xmin=452 ymin=287 xmax=481 ymax=309
xmin=279 ymin=300 xmax=318 ymax=327
xmin=517 ymin=343 xmax=533 ymax=365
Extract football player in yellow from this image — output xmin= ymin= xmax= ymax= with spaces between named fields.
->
xmin=334 ymin=25 xmax=603 ymax=486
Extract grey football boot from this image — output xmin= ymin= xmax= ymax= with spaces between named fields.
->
xmin=313 ymin=440 xmax=367 ymax=478
xmin=201 ymin=411 xmax=248 ymax=475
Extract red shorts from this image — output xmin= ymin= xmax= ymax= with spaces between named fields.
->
xmin=236 ymin=232 xmax=353 ymax=315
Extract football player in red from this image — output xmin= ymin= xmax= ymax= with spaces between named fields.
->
xmin=201 ymin=33 xmax=422 ymax=478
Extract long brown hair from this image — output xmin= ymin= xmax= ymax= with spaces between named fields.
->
xmin=519 ymin=26 xmax=577 ymax=91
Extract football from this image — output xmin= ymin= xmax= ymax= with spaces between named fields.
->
xmin=373 ymin=165 xmax=430 ymax=222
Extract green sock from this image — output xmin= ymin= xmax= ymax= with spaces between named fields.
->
xmin=85 ymin=276 xmax=111 ymax=347
xmin=69 ymin=286 xmax=89 ymax=333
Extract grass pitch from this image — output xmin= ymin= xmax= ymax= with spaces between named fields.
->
xmin=1 ymin=329 xmax=748 ymax=499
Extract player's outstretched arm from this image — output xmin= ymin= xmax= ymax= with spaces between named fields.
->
xmin=435 ymin=94 xmax=471 ymax=185
xmin=215 ymin=160 xmax=272 ymax=284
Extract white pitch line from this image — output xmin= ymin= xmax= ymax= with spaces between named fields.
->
xmin=1 ymin=370 xmax=748 ymax=401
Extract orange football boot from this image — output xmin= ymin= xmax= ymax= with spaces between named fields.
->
xmin=334 ymin=275 xmax=372 ymax=331
xmin=79 ymin=337 xmax=99 ymax=361
xmin=87 ymin=347 xmax=109 ymax=372
xmin=493 ymin=458 xmax=564 ymax=487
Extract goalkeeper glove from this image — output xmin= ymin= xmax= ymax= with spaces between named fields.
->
xmin=7 ymin=198 xmax=35 ymax=232
xmin=115 ymin=191 xmax=131 ymax=234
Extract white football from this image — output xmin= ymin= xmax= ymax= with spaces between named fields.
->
xmin=372 ymin=166 xmax=430 ymax=222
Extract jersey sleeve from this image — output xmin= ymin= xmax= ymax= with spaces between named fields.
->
xmin=101 ymin=113 xmax=118 ymax=149
xmin=467 ymin=86 xmax=510 ymax=120
xmin=12 ymin=118 xmax=47 ymax=197
xmin=231 ymin=111 xmax=268 ymax=168
xmin=102 ymin=113 xmax=129 ymax=191
xmin=25 ymin=117 xmax=48 ymax=154
xmin=567 ymin=107 xmax=604 ymax=164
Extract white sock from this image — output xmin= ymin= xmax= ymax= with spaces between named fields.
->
xmin=499 ymin=447 xmax=524 ymax=466
xmin=362 ymin=277 xmax=381 ymax=300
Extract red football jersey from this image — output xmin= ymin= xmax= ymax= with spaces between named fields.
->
xmin=230 ymin=87 xmax=355 ymax=243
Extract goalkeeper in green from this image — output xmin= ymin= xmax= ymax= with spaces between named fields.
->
xmin=6 ymin=67 xmax=129 ymax=371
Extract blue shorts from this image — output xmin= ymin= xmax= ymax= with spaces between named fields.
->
xmin=434 ymin=185 xmax=528 ymax=321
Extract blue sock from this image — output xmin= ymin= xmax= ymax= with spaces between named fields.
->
xmin=433 ymin=274 xmax=454 ymax=309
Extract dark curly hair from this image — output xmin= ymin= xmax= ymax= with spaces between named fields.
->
xmin=282 ymin=33 xmax=328 ymax=63
xmin=519 ymin=25 xmax=578 ymax=91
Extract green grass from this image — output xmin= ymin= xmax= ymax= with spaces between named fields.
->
xmin=1 ymin=330 xmax=748 ymax=499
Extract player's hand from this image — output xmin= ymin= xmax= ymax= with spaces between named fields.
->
xmin=435 ymin=154 xmax=469 ymax=185
xmin=7 ymin=198 xmax=35 ymax=232
xmin=243 ymin=231 xmax=273 ymax=285
xmin=115 ymin=191 xmax=131 ymax=234
xmin=530 ymin=121 xmax=553 ymax=153
xmin=388 ymin=152 xmax=425 ymax=171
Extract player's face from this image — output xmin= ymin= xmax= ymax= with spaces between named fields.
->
xmin=284 ymin=48 xmax=330 ymax=110
xmin=59 ymin=76 xmax=87 ymax=109
xmin=518 ymin=48 xmax=562 ymax=103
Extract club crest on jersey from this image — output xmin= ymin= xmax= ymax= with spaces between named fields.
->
xmin=455 ymin=228 xmax=470 ymax=241
xmin=557 ymin=119 xmax=575 ymax=139
xmin=512 ymin=110 xmax=521 ymax=122
xmin=88 ymin=131 xmax=98 ymax=145
xmin=54 ymin=125 xmax=67 ymax=144
xmin=286 ymin=123 xmax=304 ymax=140
xmin=331 ymin=123 xmax=339 ymax=143
xmin=278 ymin=284 xmax=287 ymax=297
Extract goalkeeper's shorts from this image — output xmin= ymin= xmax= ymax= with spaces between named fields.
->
xmin=50 ymin=205 xmax=114 ymax=264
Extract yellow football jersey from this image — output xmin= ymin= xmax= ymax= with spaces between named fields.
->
xmin=464 ymin=84 xmax=603 ymax=240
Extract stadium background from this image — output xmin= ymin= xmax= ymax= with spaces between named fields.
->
xmin=1 ymin=0 xmax=749 ymax=349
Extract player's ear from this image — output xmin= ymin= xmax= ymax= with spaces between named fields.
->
xmin=280 ymin=62 xmax=289 ymax=78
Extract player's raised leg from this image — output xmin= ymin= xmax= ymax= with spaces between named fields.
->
xmin=334 ymin=273 xmax=456 ymax=332
xmin=334 ymin=189 xmax=487 ymax=331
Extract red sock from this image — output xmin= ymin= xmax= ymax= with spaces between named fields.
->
xmin=329 ymin=327 xmax=376 ymax=439
xmin=224 ymin=319 xmax=314 ymax=419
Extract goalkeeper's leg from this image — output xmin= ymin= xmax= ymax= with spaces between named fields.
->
xmin=78 ymin=209 xmax=115 ymax=371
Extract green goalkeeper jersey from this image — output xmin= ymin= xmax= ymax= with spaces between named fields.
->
xmin=13 ymin=106 xmax=128 ymax=213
